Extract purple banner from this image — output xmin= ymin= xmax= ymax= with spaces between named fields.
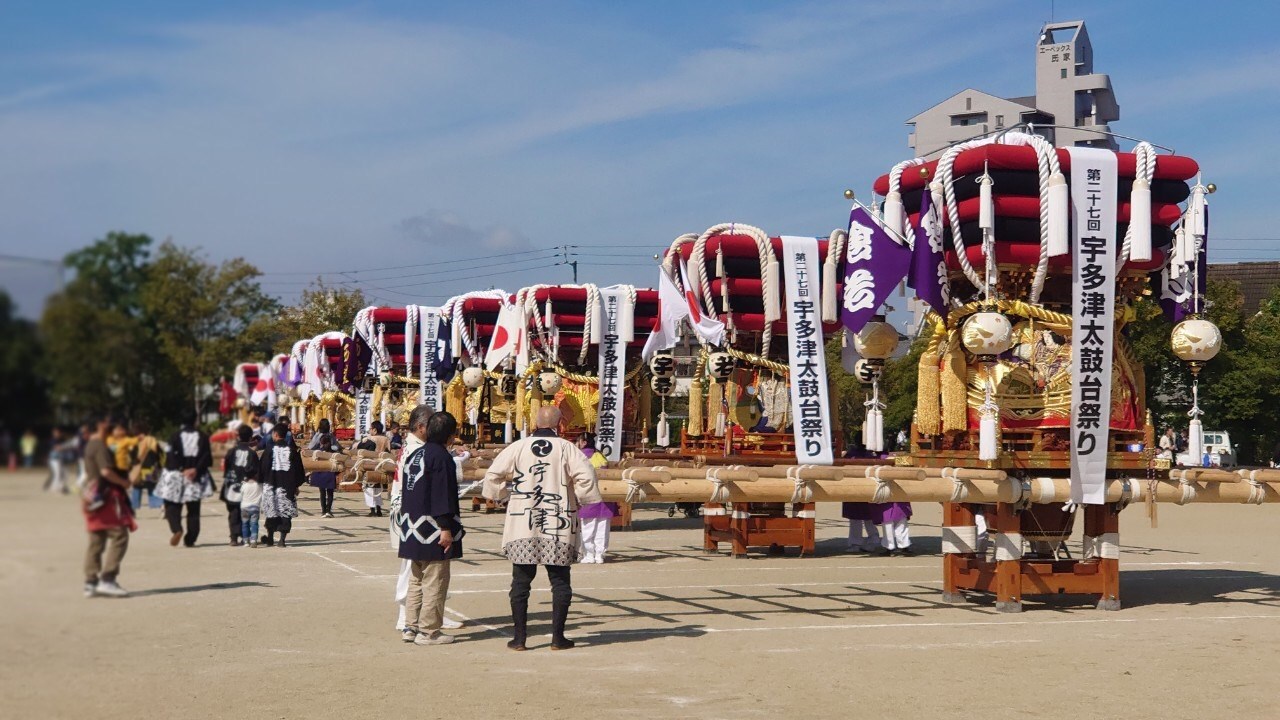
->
xmin=907 ymin=188 xmax=950 ymax=322
xmin=841 ymin=206 xmax=912 ymax=335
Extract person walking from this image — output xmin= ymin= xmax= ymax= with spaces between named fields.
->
xmin=397 ymin=409 xmax=465 ymax=646
xmin=155 ymin=412 xmax=214 ymax=548
xmin=221 ymin=425 xmax=258 ymax=546
xmin=239 ymin=470 xmax=263 ymax=548
xmin=307 ymin=419 xmax=341 ymax=518
xmin=128 ymin=422 xmax=165 ymax=511
xmin=482 ymin=406 xmax=602 ymax=651
xmin=82 ymin=416 xmax=136 ymax=598
xmin=259 ymin=424 xmax=304 ymax=547
xmin=575 ymin=432 xmax=616 ymax=564
xmin=43 ymin=427 xmax=72 ymax=494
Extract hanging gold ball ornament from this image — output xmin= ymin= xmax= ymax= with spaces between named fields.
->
xmin=1171 ymin=318 xmax=1222 ymax=376
xmin=538 ymin=371 xmax=562 ymax=395
xmin=650 ymin=374 xmax=675 ymax=397
xmin=707 ymin=351 xmax=736 ymax=381
xmin=852 ymin=358 xmax=878 ymax=384
xmin=648 ymin=353 xmax=676 ymax=379
xmin=919 ymin=166 xmax=930 ymax=178
xmin=961 ymin=311 xmax=1014 ymax=361
xmin=853 ymin=321 xmax=899 ymax=360
xmin=1206 ymin=183 xmax=1217 ymax=194
xmin=843 ymin=189 xmax=855 ymax=200
xmin=461 ymin=366 xmax=485 ymax=389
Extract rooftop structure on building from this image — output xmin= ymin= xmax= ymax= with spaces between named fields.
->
xmin=1208 ymin=261 xmax=1280 ymax=315
xmin=907 ymin=20 xmax=1119 ymax=156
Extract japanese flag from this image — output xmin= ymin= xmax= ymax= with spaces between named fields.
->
xmin=678 ymin=258 xmax=725 ymax=346
xmin=485 ymin=304 xmax=527 ymax=372
xmin=642 ymin=267 xmax=689 ymax=361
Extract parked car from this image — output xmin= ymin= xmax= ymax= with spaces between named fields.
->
xmin=1176 ymin=430 xmax=1237 ymax=468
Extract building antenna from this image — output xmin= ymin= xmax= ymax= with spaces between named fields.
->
xmin=1050 ymin=0 xmax=1055 ymax=22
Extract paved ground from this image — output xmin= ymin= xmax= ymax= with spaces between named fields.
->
xmin=2 ymin=468 xmax=1279 ymax=719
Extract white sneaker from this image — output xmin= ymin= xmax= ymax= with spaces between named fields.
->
xmin=414 ymin=632 xmax=454 ymax=646
xmin=442 ymin=616 xmax=463 ymax=630
xmin=401 ymin=629 xmax=417 ymax=643
xmin=83 ymin=582 xmax=97 ymax=598
xmin=94 ymin=580 xmax=129 ymax=598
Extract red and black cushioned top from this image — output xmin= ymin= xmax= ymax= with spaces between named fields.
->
xmin=670 ymin=234 xmax=836 ymax=261
xmin=237 ymin=364 xmax=260 ymax=380
xmin=872 ymin=145 xmax=1200 ymax=196
xmin=944 ymin=244 xmax=1167 ymax=273
xmin=915 ymin=195 xmax=1185 ymax=228
xmin=369 ymin=307 xmax=408 ymax=323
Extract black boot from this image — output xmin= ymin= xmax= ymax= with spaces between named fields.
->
xmin=278 ymin=533 xmax=288 ymax=548
xmin=550 ymin=597 xmax=574 ymax=650
xmin=507 ymin=601 xmax=528 ymax=651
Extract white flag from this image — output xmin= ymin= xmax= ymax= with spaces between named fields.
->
xmin=484 ymin=304 xmax=526 ymax=371
xmin=642 ymin=268 xmax=688 ymax=361
xmin=678 ymin=258 xmax=725 ymax=346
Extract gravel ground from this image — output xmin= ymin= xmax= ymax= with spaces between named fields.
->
xmin=3 ymin=469 xmax=1278 ymax=720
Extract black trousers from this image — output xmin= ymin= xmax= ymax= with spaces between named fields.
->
xmin=509 ymin=563 xmax=572 ymax=606
xmin=164 ymin=501 xmax=201 ymax=546
xmin=224 ymin=501 xmax=242 ymax=541
xmin=318 ymin=487 xmax=335 ymax=514
xmin=264 ymin=517 xmax=292 ymax=536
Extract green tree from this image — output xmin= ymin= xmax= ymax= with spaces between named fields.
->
xmin=0 ymin=291 xmax=49 ymax=430
xmin=140 ymin=241 xmax=280 ymax=415
xmin=40 ymin=233 xmax=169 ymax=421
xmin=825 ymin=329 xmax=926 ymax=449
xmin=271 ymin=280 xmax=365 ymax=353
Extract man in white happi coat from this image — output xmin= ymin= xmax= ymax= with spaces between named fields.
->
xmin=483 ymin=406 xmax=602 ymax=651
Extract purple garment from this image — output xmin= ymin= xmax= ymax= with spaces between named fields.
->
xmin=842 ymin=502 xmax=877 ymax=521
xmin=579 ymin=502 xmax=618 ymax=519
xmin=908 ymin=186 xmax=949 ymax=322
xmin=308 ymin=471 xmax=337 ymax=490
xmin=875 ymin=502 xmax=912 ymax=524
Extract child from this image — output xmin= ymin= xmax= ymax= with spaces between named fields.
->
xmin=222 ymin=425 xmax=258 ymax=546
xmin=576 ymin=432 xmax=615 ymax=564
xmin=239 ymin=471 xmax=263 ymax=548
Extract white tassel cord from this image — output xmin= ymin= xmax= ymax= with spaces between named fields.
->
xmin=864 ymin=377 xmax=885 ymax=452
xmin=1121 ymin=141 xmax=1157 ymax=266
xmin=978 ymin=370 xmax=1000 ymax=461
xmin=822 ymin=228 xmax=847 ymax=323
xmin=1187 ymin=380 xmax=1205 ymax=466
xmin=689 ymin=222 xmax=777 ymax=357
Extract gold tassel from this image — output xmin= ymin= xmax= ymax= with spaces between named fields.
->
xmin=941 ymin=329 xmax=969 ymax=433
xmin=445 ymin=375 xmax=466 ymax=422
xmin=706 ymin=381 xmax=724 ymax=436
xmin=916 ymin=332 xmax=942 ymax=436
xmin=688 ymin=376 xmax=704 ymax=437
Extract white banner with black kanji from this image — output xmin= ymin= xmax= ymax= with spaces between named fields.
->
xmin=782 ymin=236 xmax=833 ymax=465
xmin=594 ymin=286 xmax=631 ymax=462
xmin=1066 ymin=147 xmax=1118 ymax=505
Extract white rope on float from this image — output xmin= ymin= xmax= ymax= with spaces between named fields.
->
xmin=689 ymin=222 xmax=777 ymax=357
xmin=1118 ymin=141 xmax=1157 ymax=272
xmin=441 ymin=289 xmax=509 ymax=367
xmin=822 ymin=228 xmax=847 ymax=324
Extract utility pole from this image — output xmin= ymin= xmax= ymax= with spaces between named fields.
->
xmin=559 ymin=245 xmax=578 ymax=283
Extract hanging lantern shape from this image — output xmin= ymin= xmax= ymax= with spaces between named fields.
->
xmin=1171 ymin=318 xmax=1222 ymax=373
xmin=650 ymin=374 xmax=675 ymax=397
xmin=853 ymin=320 xmax=899 ymax=367
xmin=707 ymin=351 xmax=736 ymax=382
xmin=461 ymin=366 xmax=485 ymax=389
xmin=852 ymin=358 xmax=878 ymax=385
xmin=538 ymin=371 xmax=562 ymax=396
xmin=648 ymin=353 xmax=676 ymax=379
xmin=1172 ymin=317 xmax=1222 ymax=467
xmin=962 ymin=311 xmax=1014 ymax=462
xmin=961 ymin=311 xmax=1015 ymax=362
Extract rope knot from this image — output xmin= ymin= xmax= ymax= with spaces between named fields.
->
xmin=708 ymin=467 xmax=733 ymax=504
xmin=788 ymin=466 xmax=814 ymax=503
xmin=942 ymin=467 xmax=968 ymax=503
xmin=622 ymin=469 xmax=647 ymax=504
xmin=867 ymin=465 xmax=892 ymax=504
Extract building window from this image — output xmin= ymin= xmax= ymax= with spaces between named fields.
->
xmin=966 ymin=97 xmax=972 ymax=110
xmin=1061 ymin=68 xmax=1067 ymax=79
xmin=995 ymin=115 xmax=1004 ymax=128
xmin=951 ymin=112 xmax=988 ymax=127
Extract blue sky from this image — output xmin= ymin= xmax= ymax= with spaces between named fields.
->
xmin=1 ymin=0 xmax=1277 ymax=317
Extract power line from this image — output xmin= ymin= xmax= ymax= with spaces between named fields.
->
xmin=259 ymin=246 xmax=571 ymax=277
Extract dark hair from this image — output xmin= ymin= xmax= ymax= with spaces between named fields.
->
xmin=182 ymin=410 xmax=198 ymax=428
xmin=318 ymin=418 xmax=331 ymax=434
xmin=272 ymin=423 xmax=289 ymax=440
xmin=370 ymin=420 xmax=384 ymax=434
xmin=424 ymin=412 xmax=458 ymax=445
xmin=578 ymin=431 xmax=597 ymax=450
xmin=237 ymin=425 xmax=254 ymax=442
xmin=408 ymin=405 xmax=433 ymax=434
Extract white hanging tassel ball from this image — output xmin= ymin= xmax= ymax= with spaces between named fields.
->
xmin=979 ymin=410 xmax=998 ymax=461
xmin=1129 ymin=178 xmax=1152 ymax=262
xmin=1047 ymin=171 xmax=1069 ymax=257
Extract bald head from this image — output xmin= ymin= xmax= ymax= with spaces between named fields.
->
xmin=535 ymin=406 xmax=561 ymax=430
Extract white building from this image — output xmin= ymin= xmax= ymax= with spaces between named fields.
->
xmin=906 ymin=20 xmax=1120 ymax=156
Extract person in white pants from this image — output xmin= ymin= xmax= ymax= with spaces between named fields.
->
xmin=842 ymin=503 xmax=880 ymax=552
xmin=575 ymin=433 xmax=612 ymax=564
xmin=876 ymin=502 xmax=914 ymax=556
